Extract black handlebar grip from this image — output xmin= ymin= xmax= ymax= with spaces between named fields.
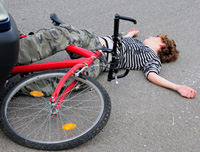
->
xmin=115 ymin=14 xmax=137 ymax=24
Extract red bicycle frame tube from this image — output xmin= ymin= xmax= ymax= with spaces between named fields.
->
xmin=56 ymin=80 xmax=77 ymax=110
xmin=11 ymin=58 xmax=89 ymax=74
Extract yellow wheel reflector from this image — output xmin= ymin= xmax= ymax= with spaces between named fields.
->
xmin=62 ymin=123 xmax=76 ymax=131
xmin=30 ymin=91 xmax=44 ymax=97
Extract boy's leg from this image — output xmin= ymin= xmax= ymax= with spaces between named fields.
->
xmin=18 ymin=23 xmax=105 ymax=96
xmin=59 ymin=24 xmax=102 ymax=51
xmin=84 ymin=55 xmax=106 ymax=79
xmin=18 ymin=23 xmax=102 ymax=65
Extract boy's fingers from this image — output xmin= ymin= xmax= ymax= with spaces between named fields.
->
xmin=188 ymin=90 xmax=196 ymax=98
xmin=192 ymin=90 xmax=197 ymax=98
xmin=129 ymin=28 xmax=136 ymax=32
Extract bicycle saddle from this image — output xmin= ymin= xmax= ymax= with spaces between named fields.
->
xmin=50 ymin=13 xmax=66 ymax=25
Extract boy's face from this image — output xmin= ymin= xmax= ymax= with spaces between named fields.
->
xmin=144 ymin=36 xmax=166 ymax=50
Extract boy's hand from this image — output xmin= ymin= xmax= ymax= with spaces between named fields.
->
xmin=124 ymin=28 xmax=139 ymax=38
xmin=176 ymin=85 xmax=197 ymax=98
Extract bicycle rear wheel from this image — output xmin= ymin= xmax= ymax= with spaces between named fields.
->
xmin=0 ymin=71 xmax=111 ymax=150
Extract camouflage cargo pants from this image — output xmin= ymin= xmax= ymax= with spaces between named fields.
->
xmin=18 ymin=23 xmax=106 ymax=78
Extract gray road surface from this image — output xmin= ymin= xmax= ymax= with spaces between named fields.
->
xmin=1 ymin=0 xmax=200 ymax=152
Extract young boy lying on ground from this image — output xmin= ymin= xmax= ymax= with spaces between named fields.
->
xmin=17 ymin=22 xmax=197 ymax=98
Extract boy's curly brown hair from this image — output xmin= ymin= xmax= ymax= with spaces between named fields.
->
xmin=157 ymin=33 xmax=179 ymax=63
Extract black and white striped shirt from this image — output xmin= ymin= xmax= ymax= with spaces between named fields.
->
xmin=102 ymin=36 xmax=161 ymax=78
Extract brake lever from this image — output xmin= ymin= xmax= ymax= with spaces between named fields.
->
xmin=101 ymin=46 xmax=112 ymax=53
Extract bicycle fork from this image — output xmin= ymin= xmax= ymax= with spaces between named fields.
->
xmin=50 ymin=80 xmax=77 ymax=116
xmin=49 ymin=56 xmax=97 ymax=116
xmin=49 ymin=64 xmax=84 ymax=116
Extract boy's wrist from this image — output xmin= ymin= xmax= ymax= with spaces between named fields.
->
xmin=174 ymin=84 xmax=180 ymax=91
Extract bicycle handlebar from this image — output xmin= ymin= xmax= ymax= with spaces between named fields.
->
xmin=107 ymin=14 xmax=137 ymax=82
xmin=115 ymin=14 xmax=137 ymax=24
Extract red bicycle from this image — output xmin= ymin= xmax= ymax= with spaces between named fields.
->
xmin=0 ymin=14 xmax=136 ymax=150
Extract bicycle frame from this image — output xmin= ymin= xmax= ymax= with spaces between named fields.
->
xmin=10 ymin=13 xmax=137 ymax=115
xmin=11 ymin=44 xmax=101 ymax=114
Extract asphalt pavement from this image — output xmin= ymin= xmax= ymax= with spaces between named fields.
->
xmin=1 ymin=0 xmax=200 ymax=152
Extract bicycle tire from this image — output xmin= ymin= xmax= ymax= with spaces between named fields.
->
xmin=0 ymin=71 xmax=111 ymax=150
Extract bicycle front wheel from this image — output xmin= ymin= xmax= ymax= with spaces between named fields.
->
xmin=0 ymin=71 xmax=111 ymax=150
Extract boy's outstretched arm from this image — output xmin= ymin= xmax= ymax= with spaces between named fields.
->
xmin=147 ymin=72 xmax=197 ymax=98
xmin=124 ymin=28 xmax=139 ymax=37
